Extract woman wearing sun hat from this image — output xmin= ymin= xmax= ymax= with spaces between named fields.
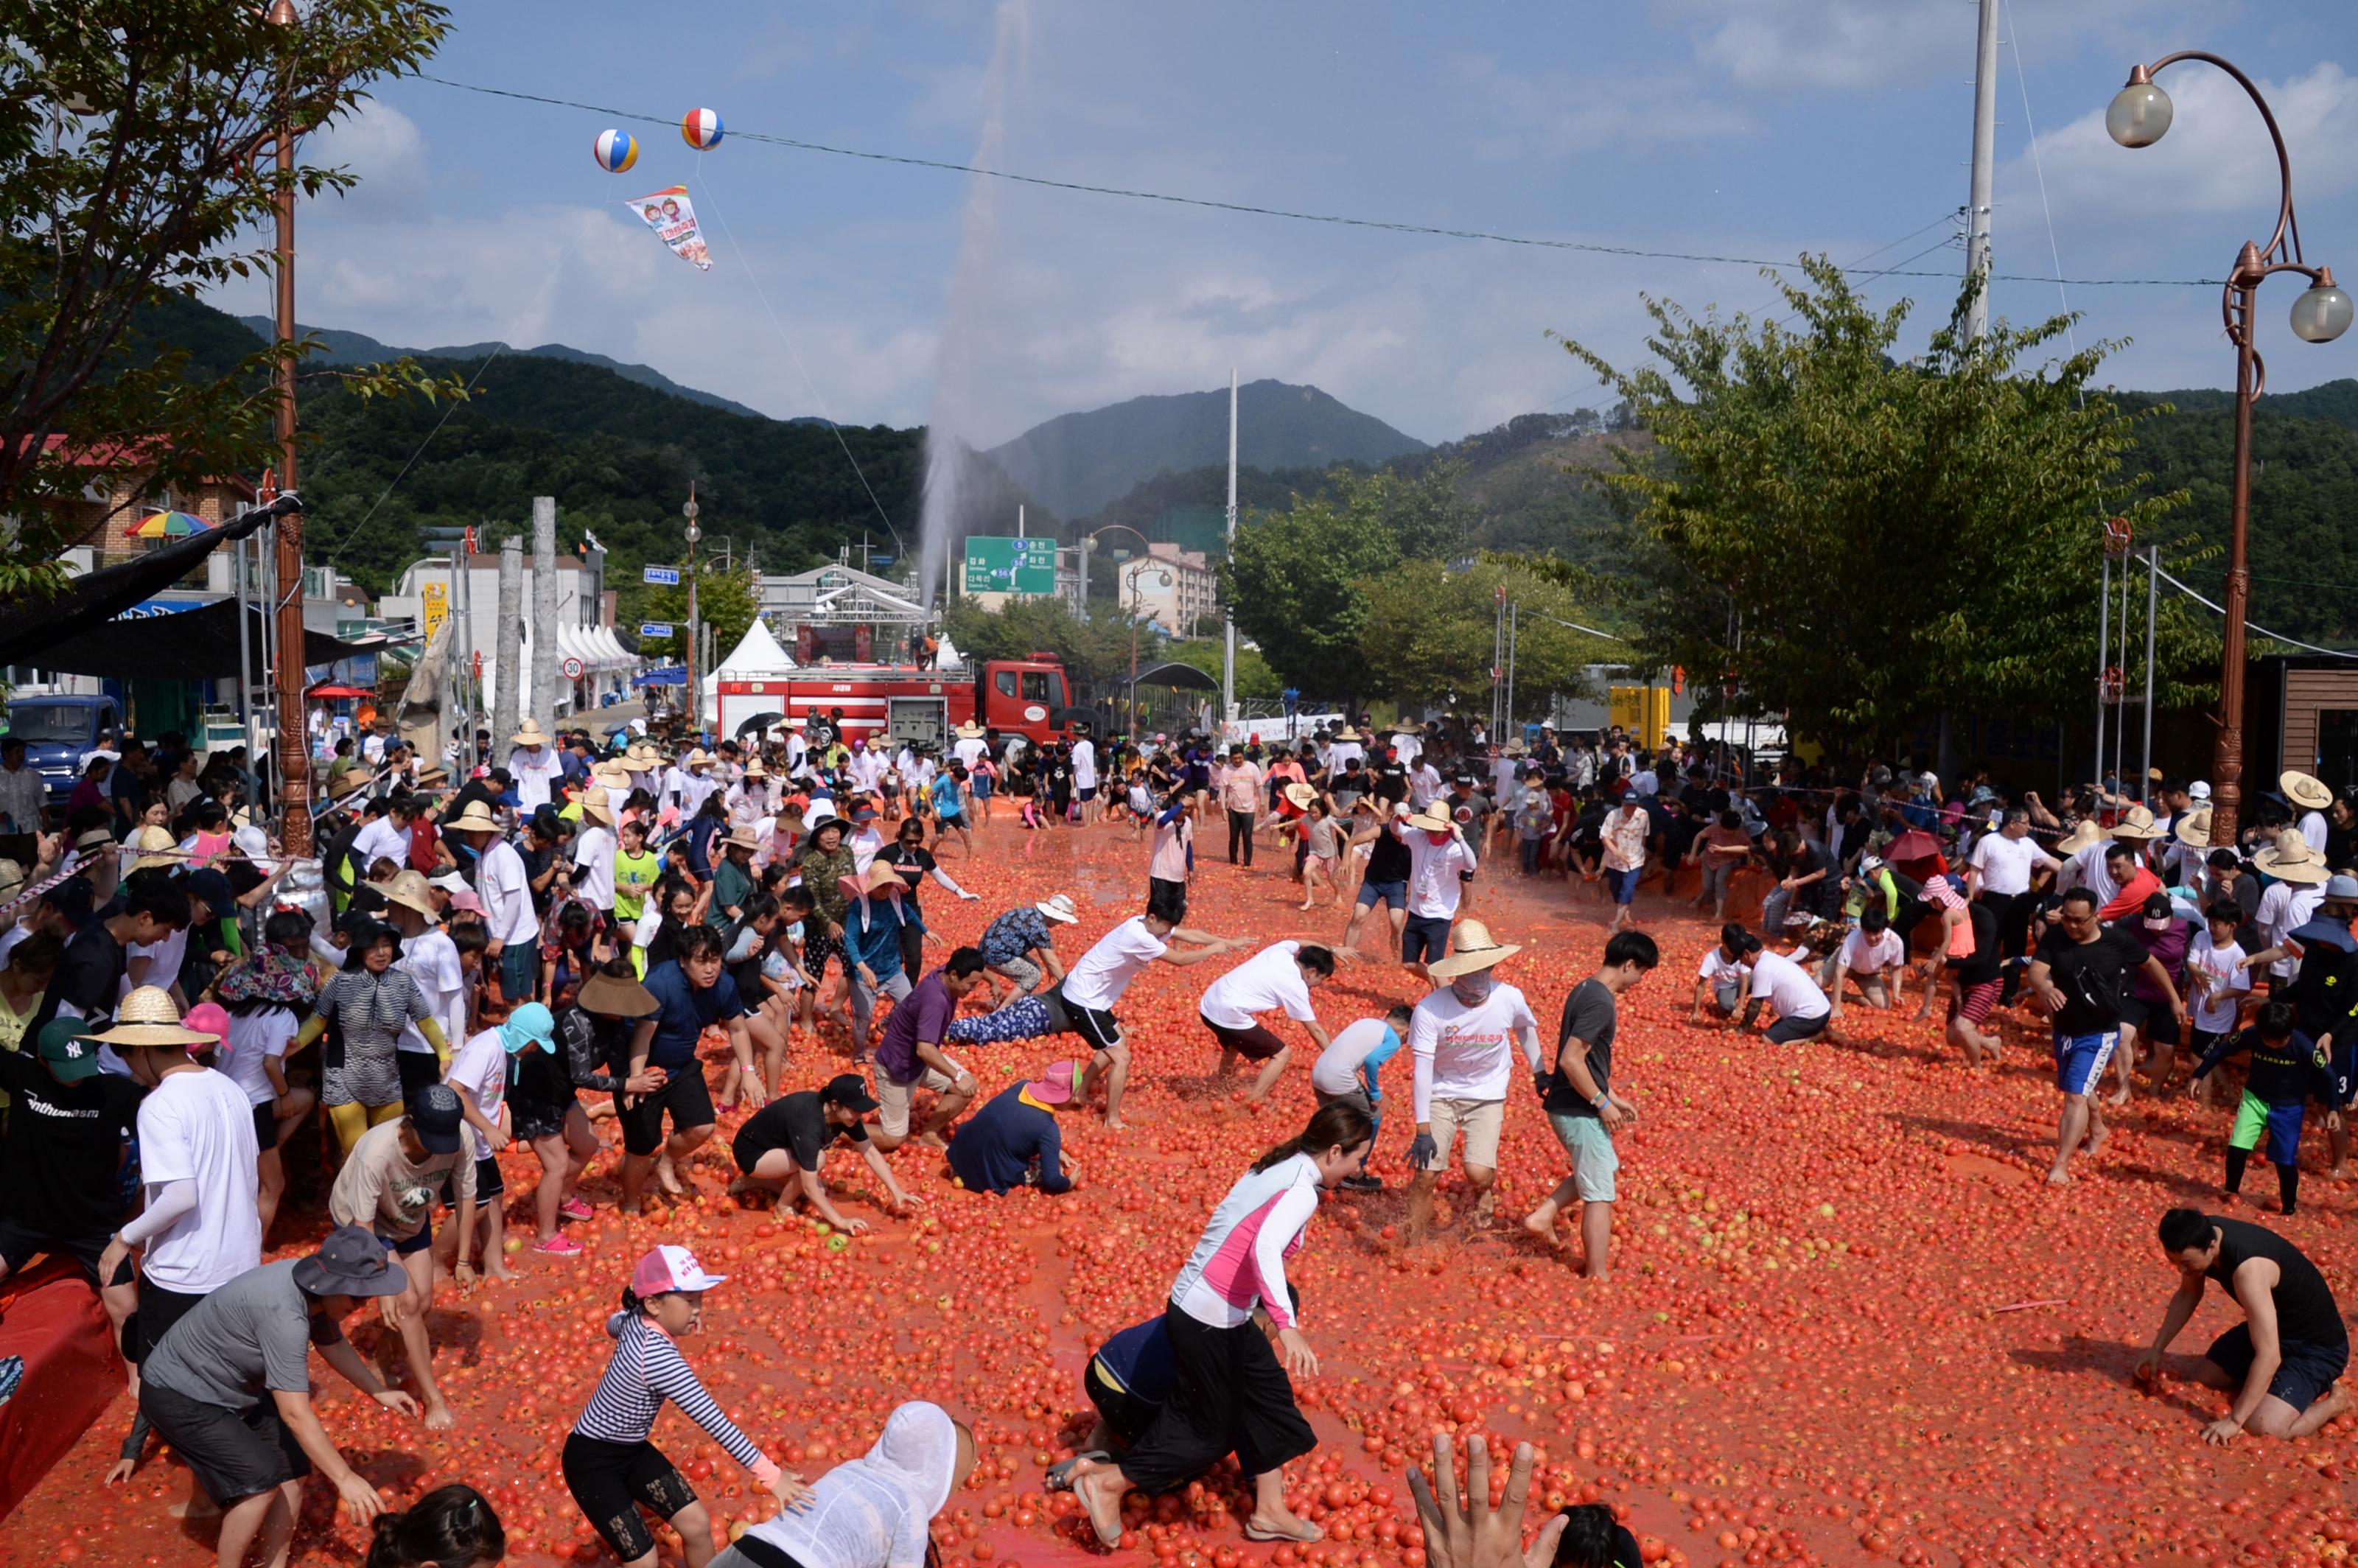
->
xmin=2283 ymin=770 xmax=2334 ymax=856
xmin=565 ymin=1245 xmax=805 ymax=1568
xmin=945 ymin=1060 xmax=1085 ymax=1196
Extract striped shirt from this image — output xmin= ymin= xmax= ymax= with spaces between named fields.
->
xmin=573 ymin=1313 xmax=775 ymax=1482
xmin=1167 ymin=1152 xmax=1320 ymax=1332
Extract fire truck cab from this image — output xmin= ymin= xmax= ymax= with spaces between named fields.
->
xmin=714 ymin=654 xmax=1082 ymax=750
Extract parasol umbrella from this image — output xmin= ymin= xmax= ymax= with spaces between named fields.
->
xmin=1882 ymin=828 xmax=1943 ymax=864
xmin=306 ymin=683 xmax=371 ymax=699
xmin=735 ymin=710 xmax=783 ymax=738
xmin=126 ymin=509 xmax=214 ymax=539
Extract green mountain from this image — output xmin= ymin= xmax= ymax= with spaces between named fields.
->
xmin=986 ymin=378 xmax=1427 ymax=522
xmin=238 ymin=315 xmax=781 ymax=421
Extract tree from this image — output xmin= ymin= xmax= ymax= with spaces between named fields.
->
xmin=640 ymin=565 xmax=760 ymax=668
xmin=1558 ymin=258 xmax=2214 ymax=755
xmin=1357 ymin=560 xmax=1613 ymax=717
xmin=945 ymin=596 xmax=1145 ymax=687
xmin=0 ymin=1 xmax=455 ymax=600
xmin=1157 ymin=637 xmax=1281 ymax=701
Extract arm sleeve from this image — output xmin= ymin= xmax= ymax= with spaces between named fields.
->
xmin=644 ymin=1337 xmax=767 ymax=1472
xmin=1034 ymin=1117 xmax=1072 ymax=1194
xmin=1408 ymin=1007 xmax=1438 ymax=1124
xmin=119 ymin=1178 xmax=197 ymax=1247
xmin=1360 ymin=1030 xmax=1402 ymax=1099
xmin=1250 ymin=1180 xmax=1320 ymax=1331
xmin=929 ymin=866 xmax=971 ymax=897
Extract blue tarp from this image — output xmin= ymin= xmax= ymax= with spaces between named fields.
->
xmin=632 ymin=665 xmax=688 ymax=688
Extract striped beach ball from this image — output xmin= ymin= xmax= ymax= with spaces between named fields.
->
xmin=593 ymin=129 xmax=638 ymax=172
xmin=681 ymin=108 xmax=724 ymax=151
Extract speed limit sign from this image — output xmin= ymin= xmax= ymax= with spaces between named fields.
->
xmin=561 ymin=656 xmax=584 ymax=679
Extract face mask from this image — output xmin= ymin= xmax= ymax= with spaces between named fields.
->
xmin=1425 ymin=830 xmax=1453 ymax=846
xmin=1450 ymin=973 xmax=1494 ymax=1005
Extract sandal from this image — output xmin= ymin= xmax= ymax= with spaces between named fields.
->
xmin=1043 ymin=1450 xmax=1110 ymax=1492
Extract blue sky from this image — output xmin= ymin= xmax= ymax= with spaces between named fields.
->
xmin=210 ymin=0 xmax=2358 ymax=448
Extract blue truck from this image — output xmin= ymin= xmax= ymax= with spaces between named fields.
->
xmin=1 ymin=691 xmax=123 ymax=803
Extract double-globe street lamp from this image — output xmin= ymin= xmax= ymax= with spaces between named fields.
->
xmin=2108 ymin=55 xmax=2352 ymax=846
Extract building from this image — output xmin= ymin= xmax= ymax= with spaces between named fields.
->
xmin=1122 ymin=542 xmax=1219 ymax=637
xmin=379 ymin=547 xmax=632 ymax=710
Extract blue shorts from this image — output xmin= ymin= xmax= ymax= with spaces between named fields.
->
xmin=2053 ymin=1029 xmax=2119 ymax=1096
xmin=2207 ymin=1323 xmax=2348 ymax=1413
xmin=1402 ymin=914 xmax=1452 ymax=965
xmin=1357 ymin=878 xmax=1407 ymax=912
xmin=1605 ymin=867 xmax=1641 ymax=905
xmin=972 ymin=775 xmax=993 ymax=799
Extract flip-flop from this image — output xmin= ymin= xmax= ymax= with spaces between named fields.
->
xmin=1042 ymin=1451 xmax=1110 ymax=1492
xmin=1244 ymin=1521 xmax=1324 ymax=1544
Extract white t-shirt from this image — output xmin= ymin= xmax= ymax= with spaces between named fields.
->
xmin=475 ymin=839 xmax=541 ymax=947
xmin=1969 ymin=833 xmax=2047 ymax=897
xmin=1696 ymin=945 xmax=1745 ymax=987
xmin=2065 ymin=842 xmax=2120 ymax=906
xmin=2186 ymin=931 xmax=2253 ymax=1035
xmin=2259 ymin=882 xmax=2326 ymax=981
xmin=1072 ymin=739 xmax=1098 ymax=791
xmin=1061 ymin=917 xmax=1169 ymax=1012
xmin=954 ymin=738 xmax=988 ymax=771
xmin=572 ymin=824 xmax=618 ymax=911
xmin=507 ymin=746 xmax=561 ymax=812
xmin=397 ymin=927 xmax=466 ymax=1056
xmin=351 ymin=815 xmax=409 ymax=874
xmin=136 ymin=1067 xmax=262 ymax=1293
xmin=220 ymin=1010 xmax=297 ymax=1107
xmin=1747 ymin=950 xmax=1830 ymax=1021
xmin=446 ymin=1027 xmax=510 ymax=1161
xmin=1836 ymin=927 xmax=1907 ymax=976
xmin=1407 ymin=981 xmax=1539 ymax=1119
xmin=1404 ymin=833 xmax=1478 ymax=920
xmin=125 ymin=925 xmax=190 ymax=1001
xmin=1312 ymin=1017 xmax=1399 ymax=1097
xmin=2301 ymin=810 xmax=2329 ymax=854
xmin=850 ymin=825 xmax=885 ymax=874
xmin=1200 ymin=941 xmax=1317 ymax=1032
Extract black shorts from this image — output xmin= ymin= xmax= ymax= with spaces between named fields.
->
xmin=1203 ymin=1013 xmax=1287 ymax=1062
xmin=251 ymin=1099 xmax=280 ymax=1151
xmin=511 ymin=1092 xmax=576 ymax=1144
xmin=139 ymin=1385 xmax=309 ymax=1505
xmin=472 ymin=1154 xmax=505 ymax=1206
xmin=563 ymin=1432 xmax=697 ymax=1564
xmin=1147 ymin=878 xmax=1188 ymax=925
xmin=1052 ymin=985 xmax=1124 ymax=1054
xmin=1085 ymin=1354 xmax=1160 ymax=1448
xmin=617 ymin=1064 xmax=716 ymax=1156
xmin=731 ymin=1115 xmax=800 ymax=1176
xmin=2207 ymin=1324 xmax=2349 ymax=1413
xmin=1402 ymin=913 xmax=1452 ymax=965
xmin=396 ymin=1049 xmax=443 ymax=1099
xmin=2138 ymin=1003 xmax=2182 ymax=1049
xmin=1766 ymin=1011 xmax=1831 ymax=1044
xmin=125 ymin=1277 xmax=209 ymax=1364
xmin=0 ymin=1214 xmax=112 ymax=1282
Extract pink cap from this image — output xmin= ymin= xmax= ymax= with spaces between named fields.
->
xmin=632 ymin=1244 xmax=727 ymax=1297
xmin=182 ymin=1002 xmax=230 ymax=1052
xmin=448 ymin=889 xmax=484 ymax=914
xmin=1027 ymin=1060 xmax=1078 ymax=1105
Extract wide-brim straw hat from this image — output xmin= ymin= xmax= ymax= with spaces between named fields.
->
xmin=590 ymin=760 xmax=630 ymax=785
xmin=723 ymin=825 xmax=763 ymax=852
xmin=858 ymin=861 xmax=906 ymax=897
xmin=955 ymin=721 xmax=987 ymax=739
xmin=1404 ymin=805 xmax=1455 ymax=834
xmin=2256 ymin=828 xmax=2331 ymax=885
xmin=581 ymin=796 xmax=616 ymax=825
xmin=448 ymin=801 xmax=502 ymax=833
xmin=2109 ymin=805 xmax=2164 ymax=842
xmin=2049 ymin=821 xmax=2105 ymax=858
xmin=1281 ymin=781 xmax=1318 ymax=808
xmin=2172 ymin=805 xmax=2214 ymax=848
xmin=380 ymin=869 xmax=438 ymax=918
xmin=742 ymin=759 xmax=768 ymax=779
xmin=627 ymin=743 xmax=661 ymax=769
xmin=1329 ymin=727 xmax=1362 ymax=742
xmin=578 ymin=969 xmax=661 ymax=1018
xmin=1426 ymin=919 xmax=1522 ymax=979
xmin=685 ymin=748 xmax=713 ymax=768
xmin=88 ymin=984 xmax=219 ymax=1049
xmin=2282 ymin=770 xmax=2334 ymax=811
xmin=511 ymin=719 xmax=550 ymax=746
xmin=1035 ymin=893 xmax=1078 ymax=923
xmin=129 ymin=825 xmax=178 ymax=869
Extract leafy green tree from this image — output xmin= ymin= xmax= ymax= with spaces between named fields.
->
xmin=1156 ymin=637 xmax=1280 ymax=701
xmin=945 ymin=597 xmax=1147 ymax=687
xmin=0 ymin=0 xmax=454 ymax=600
xmin=1558 ymin=258 xmax=2214 ymax=755
xmin=1357 ymin=560 xmax=1613 ymax=717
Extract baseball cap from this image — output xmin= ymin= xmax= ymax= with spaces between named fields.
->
xmin=2189 ymin=780 xmax=2212 ymax=800
xmin=821 ymin=1071 xmax=879 ymax=1114
xmin=407 ymin=1083 xmax=466 ymax=1155
xmin=35 ymin=1018 xmax=103 ymax=1082
xmin=632 ymin=1243 xmax=729 ymax=1297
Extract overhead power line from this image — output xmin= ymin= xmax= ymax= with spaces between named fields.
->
xmin=416 ymin=75 xmax=2220 ymax=288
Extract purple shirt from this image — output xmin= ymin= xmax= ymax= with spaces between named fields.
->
xmin=875 ymin=968 xmax=956 ymax=1085
xmin=2131 ymin=917 xmax=2193 ymax=1006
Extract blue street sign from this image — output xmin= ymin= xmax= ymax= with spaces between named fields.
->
xmin=642 ymin=565 xmax=681 ymax=586
xmin=639 ymin=622 xmax=674 ymax=639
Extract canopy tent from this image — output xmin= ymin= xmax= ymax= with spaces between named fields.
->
xmin=21 ymin=595 xmax=369 ymax=679
xmin=0 ymin=494 xmax=295 ymax=668
xmin=631 ymin=665 xmax=687 ymax=688
xmin=713 ymin=617 xmax=796 ymax=676
xmin=1131 ymin=660 xmax=1220 ymax=692
xmin=592 ymin=626 xmax=632 ymax=668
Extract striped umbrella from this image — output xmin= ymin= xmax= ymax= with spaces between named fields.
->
xmin=127 ymin=509 xmax=212 ymax=539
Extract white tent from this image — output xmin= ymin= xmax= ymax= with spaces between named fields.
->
xmin=713 ymin=617 xmax=797 ymax=676
xmin=934 ymin=634 xmax=963 ymax=671
xmin=477 ymin=627 xmax=534 ymax=726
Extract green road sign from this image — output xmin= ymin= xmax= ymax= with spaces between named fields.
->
xmin=962 ymin=536 xmax=1057 ymax=595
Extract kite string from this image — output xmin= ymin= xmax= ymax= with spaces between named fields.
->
xmin=690 ymin=157 xmax=910 ymax=563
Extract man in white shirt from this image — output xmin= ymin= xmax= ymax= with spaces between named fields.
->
xmin=2253 ymin=830 xmax=2331 ymax=983
xmin=1056 ymin=903 xmax=1246 ymax=1130
xmin=1072 ymin=735 xmax=1098 ymax=811
xmin=571 ymin=797 xmax=618 ymax=920
xmin=667 ymin=749 xmax=719 ymax=820
xmin=1196 ymin=940 xmax=1334 ymax=1105
xmin=847 ymin=741 xmax=886 ymax=797
xmin=504 ymin=720 xmax=562 ymax=813
xmin=449 ymin=802 xmax=540 ymax=1002
xmin=953 ymin=724 xmax=990 ymax=774
xmin=1404 ymin=920 xmax=1540 ymax=1245
xmin=2285 ymin=770 xmax=2334 ymax=854
xmin=348 ymin=797 xmax=412 ymax=879
xmin=1968 ymin=808 xmax=2060 ymax=1002
xmin=1400 ymin=807 xmax=1479 ymax=980
xmin=1407 ymin=759 xmax=1444 ymax=812
xmin=1739 ymin=944 xmax=1833 ymax=1043
xmin=1824 ymin=906 xmax=1907 ymax=1024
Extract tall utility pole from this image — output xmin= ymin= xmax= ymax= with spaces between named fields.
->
xmin=264 ymin=0 xmax=310 ymax=850
xmin=1222 ymin=368 xmax=1237 ymax=732
xmin=530 ymin=496 xmax=557 ymax=729
xmin=684 ymin=485 xmax=702 ymax=735
xmin=1964 ymin=0 xmax=2000 ymax=341
xmin=494 ymin=537 xmax=523 ymax=744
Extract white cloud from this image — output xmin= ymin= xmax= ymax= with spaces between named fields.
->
xmin=1443 ymin=53 xmax=1750 ymax=160
xmin=304 ymin=97 xmax=430 ymax=214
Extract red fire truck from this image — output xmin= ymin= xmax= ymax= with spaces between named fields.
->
xmin=714 ymin=654 xmax=1083 ymax=749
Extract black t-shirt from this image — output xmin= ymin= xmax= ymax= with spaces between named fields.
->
xmin=1365 ymin=825 xmax=1411 ymax=884
xmin=1544 ymin=978 xmax=1618 ymax=1117
xmin=735 ymin=1091 xmax=870 ymax=1171
xmin=878 ymin=843 xmax=937 ymax=897
xmin=2033 ymin=923 xmax=2148 ymax=1034
xmin=27 ymin=918 xmax=128 ymax=1040
xmin=2205 ymin=1216 xmax=2346 ymax=1348
xmin=0 ymin=1051 xmax=144 ymax=1238
xmin=1372 ymin=763 xmax=1409 ymax=805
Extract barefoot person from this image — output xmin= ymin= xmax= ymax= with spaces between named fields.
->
xmin=1197 ymin=940 xmax=1337 ymax=1107
xmin=1051 ymin=897 xmax=1247 ymax=1130
xmin=1071 ymin=1102 xmax=1375 ymax=1548
xmin=1523 ymin=930 xmax=1659 ymax=1277
xmin=2027 ymin=887 xmax=2186 ymax=1186
xmin=623 ymin=925 xmax=763 ymax=1213
xmin=2137 ymin=1208 xmax=2350 ymax=1444
xmin=1404 ymin=921 xmax=1542 ymax=1245
xmin=870 ymin=948 xmax=985 ymax=1152
xmin=729 ymin=1073 xmax=916 ymax=1230
xmin=133 ymin=1228 xmax=417 ymax=1568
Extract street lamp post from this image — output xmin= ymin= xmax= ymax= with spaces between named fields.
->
xmin=684 ymin=485 xmax=702 ymax=735
xmin=2109 ymin=54 xmax=2352 ymax=847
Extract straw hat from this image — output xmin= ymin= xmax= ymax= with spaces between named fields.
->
xmin=380 ymin=869 xmax=438 ymax=918
xmin=447 ymin=801 xmax=503 ymax=834
xmin=2109 ymin=805 xmax=2164 ymax=842
xmin=685 ymin=748 xmax=713 ymax=769
xmin=2172 ymin=805 xmax=2214 ymax=848
xmin=741 ymin=758 xmax=768 ymax=780
xmin=955 ymin=721 xmax=987 ymax=740
xmin=88 ymin=985 xmax=220 ymax=1049
xmin=859 ymin=860 xmax=906 ymax=897
xmin=578 ymin=968 xmax=661 ymax=1018
xmin=511 ymin=718 xmax=551 ymax=746
xmin=0 ymin=858 xmax=24 ymax=906
xmin=590 ymin=759 xmax=630 ymax=785
xmin=1035 ymin=893 xmax=1079 ymax=924
xmin=2048 ymin=821 xmax=2105 ymax=859
xmin=722 ymin=825 xmax=762 ymax=853
xmin=1329 ymin=726 xmax=1362 ymax=743
xmin=2256 ymin=828 xmax=2331 ymax=886
xmin=580 ymin=795 xmax=616 ymax=825
xmin=73 ymin=827 xmax=116 ymax=854
xmin=1404 ymin=804 xmax=1455 ymax=834
xmin=627 ymin=743 xmax=661 ymax=769
xmin=128 ymin=825 xmax=178 ymax=870
xmin=1281 ymin=781 xmax=1318 ymax=809
xmin=2282 ymin=770 xmax=2334 ymax=811
xmin=1424 ymin=919 xmax=1522 ymax=979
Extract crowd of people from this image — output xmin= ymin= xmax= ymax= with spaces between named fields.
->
xmin=0 ymin=703 xmax=2346 ymax=1568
